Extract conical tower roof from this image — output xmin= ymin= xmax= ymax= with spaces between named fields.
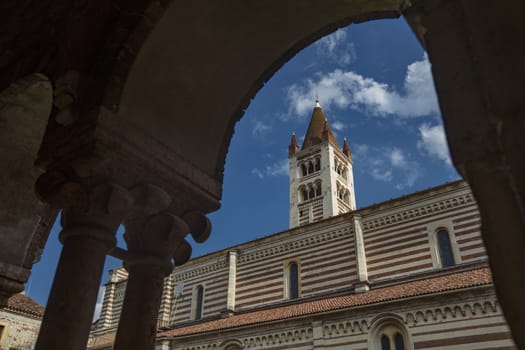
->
xmin=301 ymin=100 xmax=340 ymax=150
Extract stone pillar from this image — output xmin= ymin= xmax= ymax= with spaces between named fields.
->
xmin=113 ymin=185 xmax=210 ymax=350
xmin=352 ymin=215 xmax=369 ymax=293
xmin=34 ymin=183 xmax=133 ymax=350
xmin=226 ymin=250 xmax=238 ymax=312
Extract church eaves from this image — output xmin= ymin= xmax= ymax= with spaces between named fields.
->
xmin=301 ymin=101 xmax=340 ymax=150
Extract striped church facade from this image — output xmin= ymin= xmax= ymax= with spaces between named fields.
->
xmin=88 ymin=180 xmax=516 ymax=349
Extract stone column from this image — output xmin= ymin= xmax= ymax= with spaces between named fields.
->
xmin=34 ymin=182 xmax=133 ymax=350
xmin=352 ymin=215 xmax=369 ymax=293
xmin=226 ymin=250 xmax=238 ymax=312
xmin=113 ymin=186 xmax=211 ymax=350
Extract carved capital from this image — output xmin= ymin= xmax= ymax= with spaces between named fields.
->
xmin=124 ymin=213 xmax=189 ymax=275
xmin=36 ymin=175 xmax=134 ymax=247
xmin=182 ymin=210 xmax=211 ymax=243
xmin=122 ymin=185 xmax=213 ymax=272
xmin=0 ymin=262 xmax=31 ymax=307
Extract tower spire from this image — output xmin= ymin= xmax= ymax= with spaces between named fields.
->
xmin=301 ymin=99 xmax=339 ymax=150
xmin=343 ymin=137 xmax=352 ymax=158
xmin=288 ymin=132 xmax=299 ymax=156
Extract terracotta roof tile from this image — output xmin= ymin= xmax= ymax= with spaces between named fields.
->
xmin=160 ymin=268 xmax=491 ymax=337
xmin=6 ymin=293 xmax=45 ymax=318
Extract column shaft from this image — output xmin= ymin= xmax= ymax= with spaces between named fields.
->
xmin=353 ymin=215 xmax=369 ymax=293
xmin=226 ymin=250 xmax=237 ymax=311
xmin=113 ymin=265 xmax=166 ymax=350
xmin=35 ymin=236 xmax=109 ymax=350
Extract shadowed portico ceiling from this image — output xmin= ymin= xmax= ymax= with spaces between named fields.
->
xmin=115 ymin=0 xmax=409 ymax=181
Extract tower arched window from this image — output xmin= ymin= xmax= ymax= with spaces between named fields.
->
xmin=315 ymin=158 xmax=321 ymax=171
xmin=194 ymin=285 xmax=204 ymax=320
xmin=437 ymin=229 xmax=455 ymax=267
xmin=302 ymin=189 xmax=308 ymax=202
xmin=308 ymin=162 xmax=314 ymax=174
xmin=315 ymin=184 xmax=321 ymax=196
xmin=287 ymin=262 xmax=300 ymax=299
xmin=308 ymin=188 xmax=315 ymax=199
xmin=301 ymin=164 xmax=307 ymax=176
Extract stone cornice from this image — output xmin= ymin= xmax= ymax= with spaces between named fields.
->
xmin=361 ymin=192 xmax=475 ymax=231
xmin=238 ymin=227 xmax=351 ymax=264
xmin=173 ymin=260 xmax=228 ymax=282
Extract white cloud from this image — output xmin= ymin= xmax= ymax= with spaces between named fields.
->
xmin=252 ymin=159 xmax=289 ymax=179
xmin=252 ymin=120 xmax=272 ymax=137
xmin=266 ymin=159 xmax=289 ymax=177
xmin=389 ymin=148 xmax=406 ymax=167
xmin=331 ymin=120 xmax=347 ymax=131
xmin=417 ymin=123 xmax=452 ymax=165
xmin=285 ymin=55 xmax=439 ymax=120
xmin=93 ymin=286 xmax=105 ymax=321
xmin=251 ymin=168 xmax=264 ymax=179
xmin=371 ymin=168 xmax=393 ymax=182
xmin=353 ymin=144 xmax=422 ymax=190
xmin=315 ymin=29 xmax=357 ymax=66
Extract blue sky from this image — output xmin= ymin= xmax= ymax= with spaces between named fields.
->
xmin=26 ymin=18 xmax=459 ymax=317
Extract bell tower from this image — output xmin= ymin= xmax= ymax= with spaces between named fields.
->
xmin=288 ymin=100 xmax=356 ymax=228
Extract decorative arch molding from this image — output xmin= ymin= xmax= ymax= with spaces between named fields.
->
xmin=243 ymin=327 xmax=312 ymax=348
xmin=362 ymin=192 xmax=474 ymax=231
xmin=404 ymin=299 xmax=499 ymax=327
xmin=323 ymin=319 xmax=369 ymax=337
xmin=368 ymin=313 xmax=413 ymax=350
xmin=219 ymin=339 xmax=244 ymax=350
xmin=238 ymin=227 xmax=351 ymax=264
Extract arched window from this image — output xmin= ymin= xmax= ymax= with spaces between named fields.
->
xmin=437 ymin=229 xmax=455 ymax=267
xmin=394 ymin=333 xmax=405 ymax=349
xmin=301 ymin=164 xmax=307 ymax=176
xmin=288 ymin=262 xmax=299 ymax=299
xmin=308 ymin=162 xmax=314 ymax=174
xmin=315 ymin=185 xmax=321 ymax=197
xmin=308 ymin=188 xmax=315 ymax=199
xmin=194 ymin=285 xmax=204 ymax=320
xmin=302 ymin=189 xmax=308 ymax=202
xmin=369 ymin=316 xmax=411 ymax=350
xmin=381 ymin=335 xmax=391 ymax=350
xmin=315 ymin=158 xmax=321 ymax=171
xmin=379 ymin=328 xmax=406 ymax=350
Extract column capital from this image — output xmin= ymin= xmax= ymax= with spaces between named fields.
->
xmin=0 ymin=262 xmax=31 ymax=306
xmin=36 ymin=176 xmax=134 ymax=248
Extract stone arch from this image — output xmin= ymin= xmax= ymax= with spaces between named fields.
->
xmin=368 ymin=313 xmax=413 ymax=350
xmin=107 ymin=1 xmax=408 ymax=182
xmin=219 ymin=339 xmax=243 ymax=350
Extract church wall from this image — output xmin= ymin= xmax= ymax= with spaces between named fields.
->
xmin=97 ymin=268 xmax=128 ymax=331
xmin=361 ymin=182 xmax=487 ymax=280
xmin=235 ymin=219 xmax=356 ymax=309
xmin=167 ymin=288 xmax=516 ymax=350
xmin=89 ymin=181 xmax=499 ymax=348
xmin=171 ymin=255 xmax=229 ymax=323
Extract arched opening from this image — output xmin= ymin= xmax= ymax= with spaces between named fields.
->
xmin=194 ymin=285 xmax=204 ymax=320
xmin=287 ymin=261 xmax=300 ymax=300
xmin=437 ymin=229 xmax=455 ymax=268
xmin=369 ymin=315 xmax=412 ymax=350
